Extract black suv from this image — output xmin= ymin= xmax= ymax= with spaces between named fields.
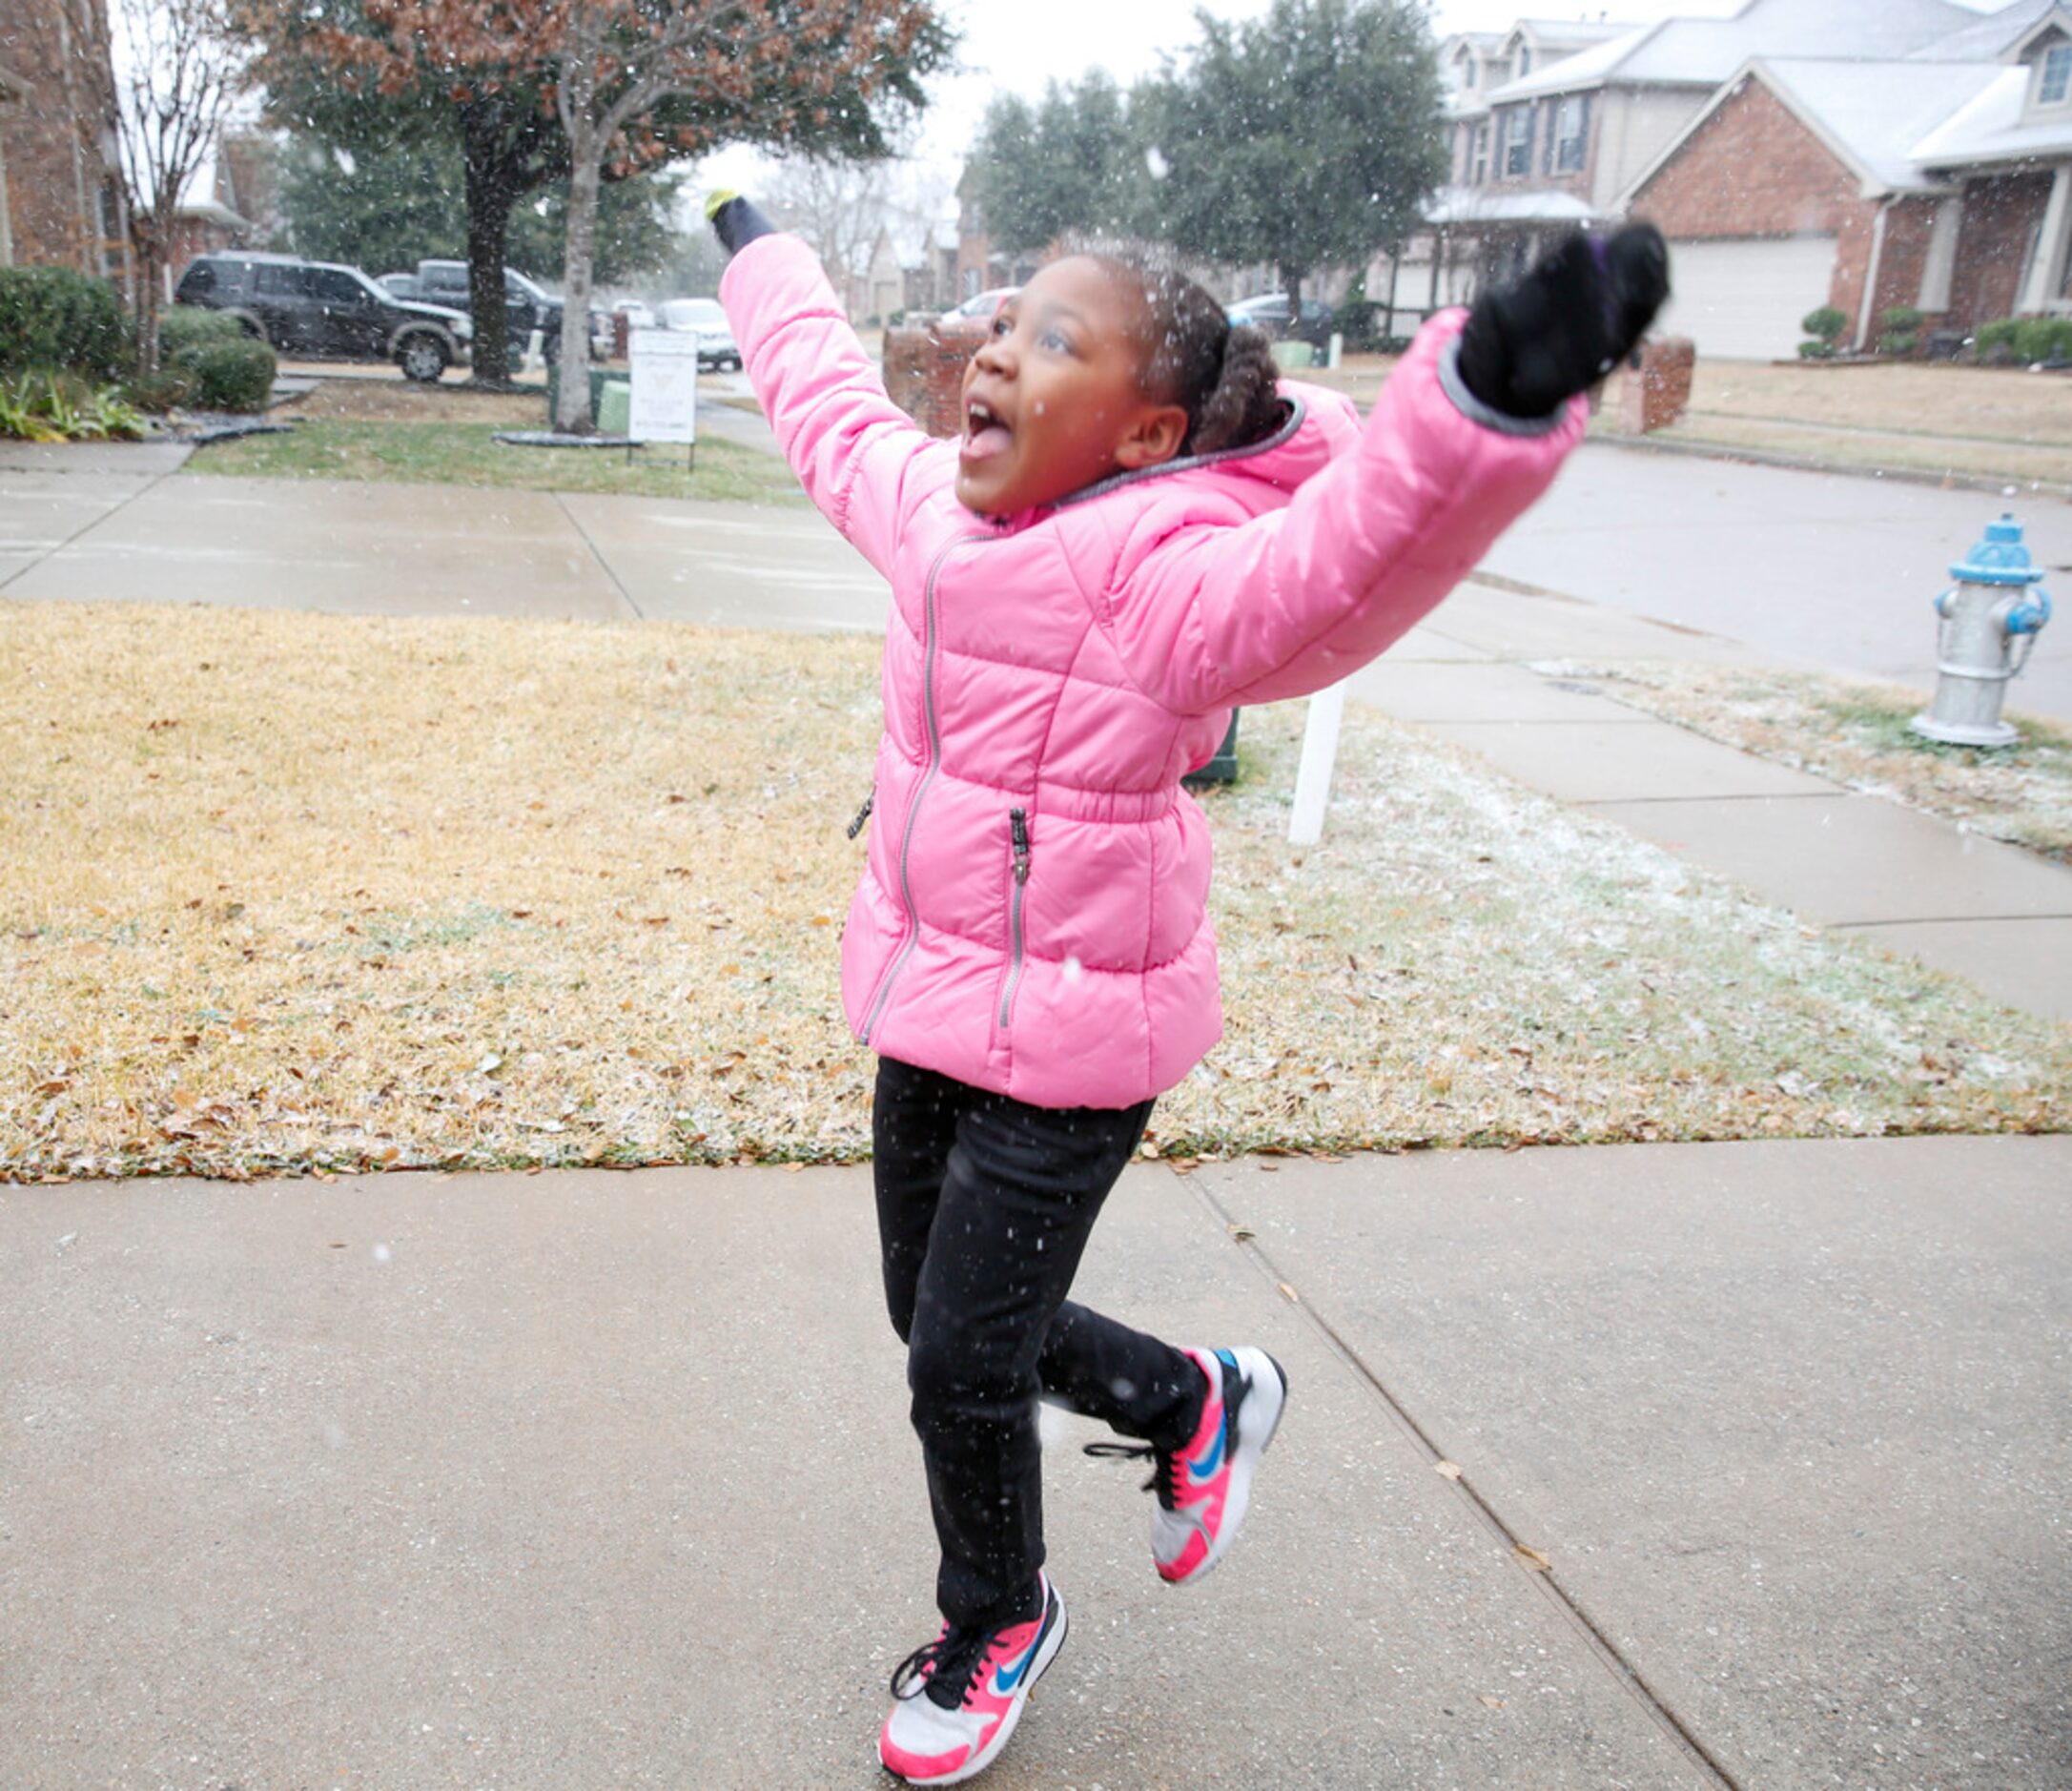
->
xmin=174 ymin=252 xmax=472 ymax=381
xmin=412 ymin=261 xmax=602 ymax=368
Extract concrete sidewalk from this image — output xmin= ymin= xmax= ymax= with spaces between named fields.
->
xmin=3 ymin=1138 xmax=2065 ymax=1787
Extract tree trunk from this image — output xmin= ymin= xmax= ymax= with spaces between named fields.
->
xmin=462 ymin=113 xmax=520 ymax=387
xmin=554 ymin=131 xmax=603 ymax=434
xmin=134 ymin=235 xmax=163 ymax=375
xmin=1282 ymin=266 xmax=1303 ymax=336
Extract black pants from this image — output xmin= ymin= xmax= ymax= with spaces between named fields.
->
xmin=873 ymin=1056 xmax=1205 ymax=1631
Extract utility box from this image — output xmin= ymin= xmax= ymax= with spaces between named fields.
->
xmin=1619 ymin=336 xmax=1694 ymax=435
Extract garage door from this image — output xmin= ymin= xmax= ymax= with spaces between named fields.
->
xmin=1656 ymin=236 xmax=1838 ymax=360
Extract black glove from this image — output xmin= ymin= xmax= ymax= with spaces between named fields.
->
xmin=705 ymin=189 xmax=776 ymax=257
xmin=1455 ymin=224 xmax=1670 ymax=420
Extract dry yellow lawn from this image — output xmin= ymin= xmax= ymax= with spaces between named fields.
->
xmin=2 ymin=602 xmax=2065 ymax=1184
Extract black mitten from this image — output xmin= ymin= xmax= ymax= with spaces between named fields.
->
xmin=1455 ymin=224 xmax=1671 ymax=419
xmin=705 ymin=190 xmax=776 ymax=257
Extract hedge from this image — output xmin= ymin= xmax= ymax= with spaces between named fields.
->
xmin=0 ymin=266 xmax=130 ymax=380
xmin=175 ymin=338 xmax=277 ymax=412
xmin=157 ymin=304 xmax=248 ymax=362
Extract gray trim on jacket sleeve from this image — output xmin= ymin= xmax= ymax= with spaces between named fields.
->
xmin=1436 ymin=335 xmax=1570 ymax=439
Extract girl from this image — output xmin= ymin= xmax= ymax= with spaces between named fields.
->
xmin=705 ymin=192 xmax=1665 ymax=1787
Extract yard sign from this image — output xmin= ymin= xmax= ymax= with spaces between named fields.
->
xmin=628 ymin=328 xmax=699 ymax=445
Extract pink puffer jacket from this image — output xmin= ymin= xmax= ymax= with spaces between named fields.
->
xmin=721 ymin=235 xmax=1584 ymax=1109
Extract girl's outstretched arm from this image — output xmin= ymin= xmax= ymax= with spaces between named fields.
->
xmin=708 ymin=194 xmax=946 ymax=580
xmin=1100 ymin=228 xmax=1668 ymax=714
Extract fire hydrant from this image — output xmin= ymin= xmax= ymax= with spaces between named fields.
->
xmin=1909 ymin=513 xmax=2053 ymax=749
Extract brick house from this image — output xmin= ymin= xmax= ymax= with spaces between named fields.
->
xmin=1381 ymin=0 xmax=1980 ymax=341
xmin=1621 ymin=0 xmax=2072 ymax=355
xmin=0 ymin=0 xmax=128 ymax=280
xmin=1908 ymin=3 xmax=2072 ymax=327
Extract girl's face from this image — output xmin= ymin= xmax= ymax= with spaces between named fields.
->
xmin=955 ymin=257 xmax=1189 ymax=516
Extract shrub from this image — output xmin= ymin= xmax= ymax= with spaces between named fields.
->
xmin=1331 ymin=298 xmax=1385 ymax=352
xmin=1796 ymin=340 xmax=1838 ymax=360
xmin=1878 ymin=305 xmax=1923 ymax=335
xmin=123 ymin=364 xmax=199 ymax=413
xmin=1973 ymin=319 xmax=2021 ymax=363
xmin=1881 ymin=333 xmax=1919 ymax=359
xmin=2013 ymin=317 xmax=2072 ymax=364
xmin=176 ymin=338 xmax=277 ymax=411
xmin=157 ymin=304 xmax=247 ymax=363
xmin=0 ymin=266 xmax=130 ymax=380
xmin=0 ymin=368 xmax=146 ymax=442
xmin=1800 ymin=306 xmax=1847 ymax=343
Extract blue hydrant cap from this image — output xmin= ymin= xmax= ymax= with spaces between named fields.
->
xmin=1951 ymin=512 xmax=2044 ymax=586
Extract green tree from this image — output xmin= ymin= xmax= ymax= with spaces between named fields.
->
xmin=967 ymin=72 xmax=1144 ymax=258
xmin=1135 ymin=0 xmax=1445 ymax=318
xmin=278 ymin=134 xmax=682 ymax=287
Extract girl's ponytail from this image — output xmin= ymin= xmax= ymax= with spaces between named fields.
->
xmin=1186 ymin=323 xmax=1282 ymax=457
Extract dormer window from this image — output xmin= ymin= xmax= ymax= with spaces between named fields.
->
xmin=1518 ymin=46 xmax=1532 ymax=76
xmin=2041 ymin=42 xmax=2071 ymax=106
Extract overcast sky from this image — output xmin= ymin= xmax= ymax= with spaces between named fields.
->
xmin=695 ymin=0 xmax=1763 ymax=202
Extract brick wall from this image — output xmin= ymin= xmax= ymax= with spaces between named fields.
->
xmin=1630 ymin=74 xmax=1875 ymax=319
xmin=1871 ymin=196 xmax=1943 ymax=330
xmin=0 ymin=0 xmax=122 ymax=275
xmin=1945 ymin=172 xmax=2053 ymax=328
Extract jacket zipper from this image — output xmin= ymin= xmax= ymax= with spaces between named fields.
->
xmin=860 ymin=533 xmax=985 ymax=1045
xmin=998 ymin=806 xmax=1031 ymax=1030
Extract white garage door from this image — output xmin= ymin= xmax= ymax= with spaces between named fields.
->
xmin=1656 ymin=236 xmax=1838 ymax=361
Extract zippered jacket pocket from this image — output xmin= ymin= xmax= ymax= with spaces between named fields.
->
xmin=998 ymin=806 xmax=1031 ymax=1031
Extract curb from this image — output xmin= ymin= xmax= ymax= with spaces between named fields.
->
xmin=1585 ymin=429 xmax=2072 ymax=504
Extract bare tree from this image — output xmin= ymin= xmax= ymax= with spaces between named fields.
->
xmin=111 ymin=0 xmax=247 ymax=371
xmin=767 ymin=153 xmax=893 ymax=312
xmin=545 ymin=0 xmax=947 ymax=431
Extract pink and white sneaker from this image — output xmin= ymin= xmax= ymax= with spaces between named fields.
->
xmin=877 ymin=1572 xmax=1067 ymax=1786
xmin=1091 ymin=1346 xmax=1288 ymax=1585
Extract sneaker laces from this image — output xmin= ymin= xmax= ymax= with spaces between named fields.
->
xmin=889 ymin=1623 xmax=993 ymax=1712
xmin=1083 ymin=1440 xmax=1180 ymax=1511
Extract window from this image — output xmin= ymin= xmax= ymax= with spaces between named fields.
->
xmin=1555 ymin=98 xmax=1586 ymax=173
xmin=1518 ymin=47 xmax=1532 ymax=75
xmin=312 ymin=269 xmax=364 ymax=304
xmin=2041 ymin=43 xmax=2071 ymax=106
xmin=255 ymin=263 xmax=309 ymax=297
xmin=179 ymin=260 xmax=217 ymax=298
xmin=1504 ymin=107 xmax=1532 ymax=176
xmin=1472 ymin=121 xmax=1490 ymax=184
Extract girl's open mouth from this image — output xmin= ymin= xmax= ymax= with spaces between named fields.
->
xmin=962 ymin=398 xmax=1013 ymax=462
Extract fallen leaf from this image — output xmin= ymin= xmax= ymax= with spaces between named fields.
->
xmin=1479 ymin=1696 xmax=1505 ymax=1711
xmin=1228 ymin=1224 xmax=1256 ymax=1242
xmin=1434 ymin=1459 xmax=1462 ymax=1480
xmin=1514 ymin=1544 xmax=1551 ymax=1572
xmin=1277 ymin=1281 xmax=1300 ymax=1305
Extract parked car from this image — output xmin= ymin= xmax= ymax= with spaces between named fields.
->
xmin=1227 ymin=292 xmax=1334 ymax=347
xmin=945 ymin=286 xmax=1016 ymax=324
xmin=173 ymin=252 xmax=471 ymax=381
xmin=411 ymin=260 xmax=604 ymax=367
xmin=612 ymin=298 xmax=657 ymax=332
xmin=377 ymin=271 xmax=423 ymax=300
xmin=657 ymin=297 xmax=743 ymax=371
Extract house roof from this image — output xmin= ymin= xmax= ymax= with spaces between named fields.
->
xmin=1617 ymin=55 xmax=2004 ymax=206
xmin=1909 ymin=61 xmax=2072 ymax=164
xmin=1759 ymin=57 xmax=2008 ymax=190
xmin=1491 ymin=0 xmax=1982 ymax=100
xmin=1906 ymin=0 xmax=2066 ymax=61
xmin=1425 ymin=185 xmax=1600 ymax=226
